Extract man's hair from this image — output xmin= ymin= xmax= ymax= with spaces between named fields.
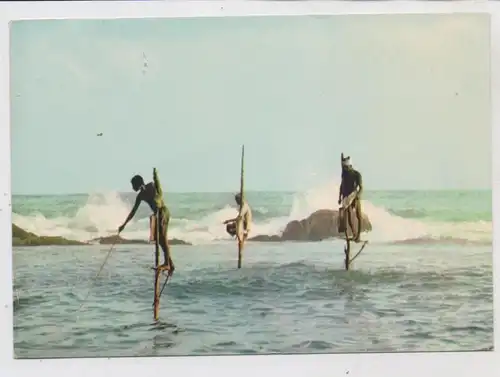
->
xmin=131 ymin=175 xmax=144 ymax=188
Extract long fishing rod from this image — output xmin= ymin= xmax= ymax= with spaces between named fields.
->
xmin=76 ymin=236 xmax=118 ymax=314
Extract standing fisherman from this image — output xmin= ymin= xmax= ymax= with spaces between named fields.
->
xmin=338 ymin=154 xmax=364 ymax=242
xmin=118 ymin=168 xmax=175 ymax=276
xmin=223 ymin=193 xmax=252 ymax=241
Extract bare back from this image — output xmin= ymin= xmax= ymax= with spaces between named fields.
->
xmin=138 ymin=182 xmax=159 ymax=213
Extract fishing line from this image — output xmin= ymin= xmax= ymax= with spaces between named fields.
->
xmin=76 ymin=236 xmax=118 ymax=314
xmin=158 ymin=275 xmax=169 ymax=299
xmin=152 ymin=274 xmax=169 ymax=308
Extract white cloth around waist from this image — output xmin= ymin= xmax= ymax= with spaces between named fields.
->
xmin=239 ymin=202 xmax=252 ymax=231
xmin=341 ymin=192 xmax=358 ymax=209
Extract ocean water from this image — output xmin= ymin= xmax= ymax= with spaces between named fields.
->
xmin=12 ymin=183 xmax=494 ymax=358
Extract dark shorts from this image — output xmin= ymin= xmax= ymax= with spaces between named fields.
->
xmin=226 ymin=222 xmax=236 ymax=236
xmin=226 ymin=220 xmax=248 ymax=237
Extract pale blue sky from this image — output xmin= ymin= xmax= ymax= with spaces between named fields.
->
xmin=10 ymin=14 xmax=490 ymax=195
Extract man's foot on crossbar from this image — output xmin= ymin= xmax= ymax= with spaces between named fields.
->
xmin=159 ymin=263 xmax=175 ymax=277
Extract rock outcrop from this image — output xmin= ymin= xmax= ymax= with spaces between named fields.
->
xmin=12 ymin=224 xmax=86 ymax=246
xmin=249 ymin=209 xmax=372 ymax=242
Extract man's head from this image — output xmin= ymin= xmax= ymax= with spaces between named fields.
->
xmin=234 ymin=193 xmax=242 ymax=205
xmin=341 ymin=155 xmax=353 ymax=171
xmin=131 ymin=175 xmax=145 ymax=192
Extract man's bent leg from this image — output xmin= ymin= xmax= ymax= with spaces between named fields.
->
xmin=243 ymin=220 xmax=249 ymax=241
xmin=338 ymin=208 xmax=347 ymax=234
xmin=159 ymin=210 xmax=174 ymax=275
xmin=353 ymin=199 xmax=362 ymax=242
xmin=347 ymin=207 xmax=355 ymax=240
xmin=149 ymin=214 xmax=157 ymax=242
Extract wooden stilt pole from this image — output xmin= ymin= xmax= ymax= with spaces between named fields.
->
xmin=339 ymin=202 xmax=351 ymax=271
xmin=237 ymin=145 xmax=245 ymax=269
xmin=344 ymin=231 xmax=351 ymax=271
xmin=151 ymin=168 xmax=166 ymax=321
xmin=342 ymin=207 xmax=368 ymax=270
xmin=237 ymin=240 xmax=243 ymax=269
xmin=153 ymin=210 xmax=161 ymax=321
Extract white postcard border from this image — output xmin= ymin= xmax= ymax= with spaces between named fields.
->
xmin=0 ymin=1 xmax=497 ymax=377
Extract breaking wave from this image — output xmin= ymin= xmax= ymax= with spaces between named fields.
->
xmin=11 ymin=181 xmax=492 ymax=246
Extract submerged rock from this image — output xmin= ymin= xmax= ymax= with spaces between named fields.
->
xmin=93 ymin=235 xmax=191 ymax=246
xmin=248 ymin=234 xmax=282 ymax=242
xmin=92 ymin=235 xmax=148 ymax=245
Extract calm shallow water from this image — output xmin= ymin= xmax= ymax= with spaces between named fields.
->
xmin=13 ymin=241 xmax=493 ymax=358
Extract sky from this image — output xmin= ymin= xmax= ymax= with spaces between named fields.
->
xmin=10 ymin=14 xmax=491 ymax=195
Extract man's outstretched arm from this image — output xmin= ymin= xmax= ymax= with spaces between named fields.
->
xmin=119 ymin=195 xmax=141 ymax=232
xmin=223 ymin=216 xmax=238 ymax=225
xmin=224 ymin=210 xmax=245 ymax=225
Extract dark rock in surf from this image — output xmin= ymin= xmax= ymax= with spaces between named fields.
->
xmin=12 ymin=224 xmax=86 ymax=246
xmin=249 ymin=209 xmax=372 ymax=242
xmin=93 ymin=235 xmax=148 ymax=245
xmin=93 ymin=234 xmax=191 ymax=246
xmin=281 ymin=209 xmax=372 ymax=241
xmin=248 ymin=234 xmax=282 ymax=242
xmin=168 ymin=238 xmax=191 ymax=246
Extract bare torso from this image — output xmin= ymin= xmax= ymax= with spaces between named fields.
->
xmin=137 ymin=182 xmax=160 ymax=213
